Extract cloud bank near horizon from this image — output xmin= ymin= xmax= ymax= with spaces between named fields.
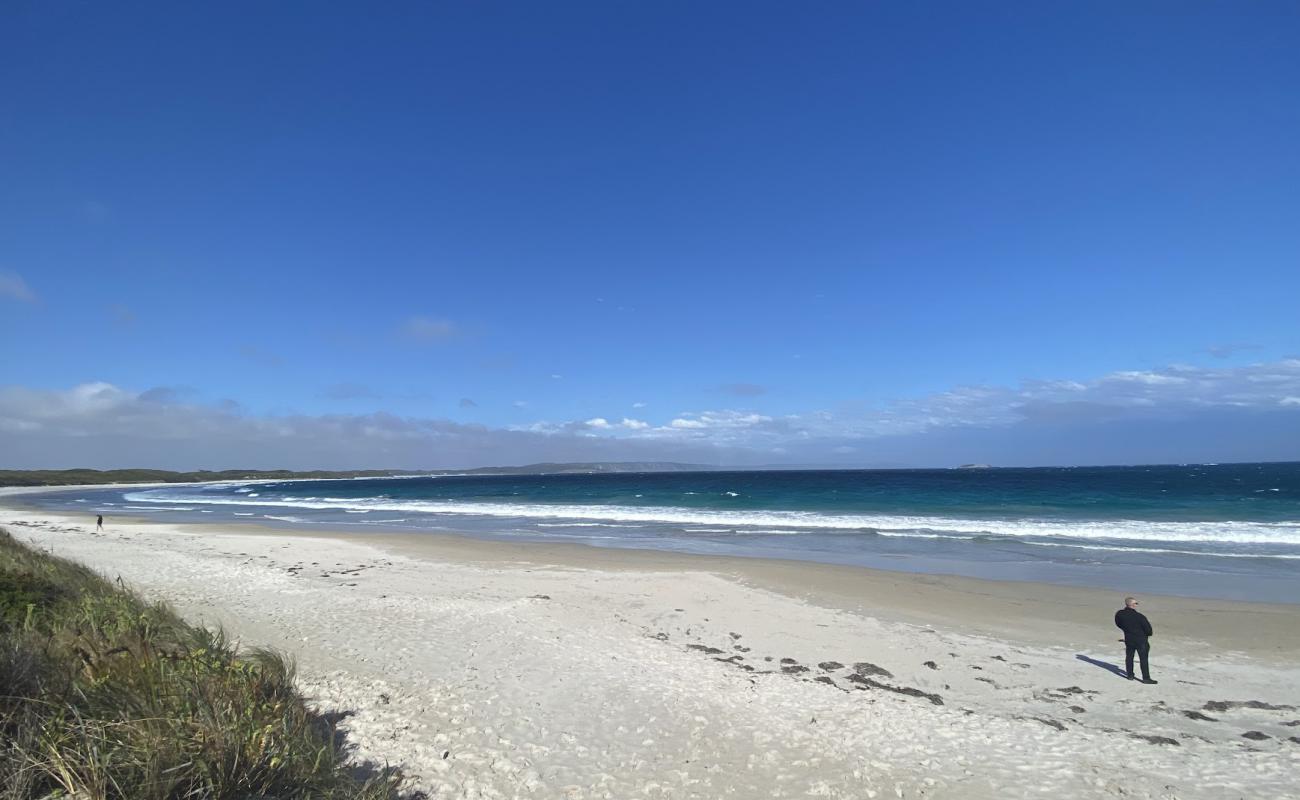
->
xmin=2 ymin=359 xmax=1299 ymax=471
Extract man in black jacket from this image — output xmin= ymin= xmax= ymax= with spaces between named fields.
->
xmin=1115 ymin=596 xmax=1157 ymax=684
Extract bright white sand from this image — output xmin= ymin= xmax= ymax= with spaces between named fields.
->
xmin=3 ymin=495 xmax=1298 ymax=799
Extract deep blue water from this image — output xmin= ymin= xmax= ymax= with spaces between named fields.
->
xmin=26 ymin=463 xmax=1300 ymax=602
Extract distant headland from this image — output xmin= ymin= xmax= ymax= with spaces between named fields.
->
xmin=0 ymin=462 xmax=715 ymax=487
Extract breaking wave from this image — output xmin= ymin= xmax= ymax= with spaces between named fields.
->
xmin=121 ymin=489 xmax=1300 ymax=548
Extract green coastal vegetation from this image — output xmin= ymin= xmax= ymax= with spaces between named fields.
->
xmin=0 ymin=462 xmax=714 ymax=487
xmin=0 ymin=527 xmax=406 ymax=799
xmin=0 ymin=469 xmax=411 ymax=487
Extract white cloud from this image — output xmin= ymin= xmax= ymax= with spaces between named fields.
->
xmin=3 ymin=359 xmax=1299 ymax=470
xmin=0 ymin=271 xmax=37 ymax=303
xmin=826 ymin=359 xmax=1300 ymax=438
xmin=632 ymin=402 xmax=647 ymax=409
xmin=542 ymin=359 xmax=1300 ymax=447
xmin=0 ymin=383 xmax=747 ymax=469
xmin=1108 ymin=371 xmax=1188 ymax=386
xmin=669 ymin=411 xmax=773 ymax=430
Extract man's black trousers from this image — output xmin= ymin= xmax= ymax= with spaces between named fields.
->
xmin=1125 ymin=639 xmax=1151 ymax=680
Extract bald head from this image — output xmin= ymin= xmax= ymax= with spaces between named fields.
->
xmin=1124 ymin=596 xmax=1138 ymax=609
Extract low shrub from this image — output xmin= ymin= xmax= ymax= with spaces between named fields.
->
xmin=0 ymin=527 xmax=407 ymax=799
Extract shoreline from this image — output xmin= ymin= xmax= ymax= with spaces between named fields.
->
xmin=148 ymin=519 xmax=1300 ymax=658
xmin=4 ymin=495 xmax=1300 ymax=797
xmin=9 ymin=483 xmax=1300 ymax=608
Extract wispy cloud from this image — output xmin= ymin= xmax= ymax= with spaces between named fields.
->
xmin=137 ymin=386 xmax=193 ymax=404
xmin=238 ymin=345 xmax=284 ymax=367
xmin=532 ymin=359 xmax=1300 ymax=446
xmin=0 ymin=271 xmax=37 ymax=303
xmin=0 ymin=383 xmax=737 ymax=469
xmin=459 ymin=397 xmax=478 ymax=408
xmin=321 ymin=382 xmax=381 ymax=400
xmin=3 ymin=360 xmax=1299 ymax=470
xmin=720 ymin=383 xmax=766 ymax=397
xmin=401 ymin=316 xmax=458 ymax=343
xmin=110 ymin=304 xmax=136 ymax=327
xmin=747 ymin=359 xmax=1300 ymax=442
xmin=1207 ymin=342 xmax=1260 ymax=359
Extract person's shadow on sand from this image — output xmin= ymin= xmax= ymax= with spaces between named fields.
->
xmin=1076 ymin=653 xmax=1127 ymax=678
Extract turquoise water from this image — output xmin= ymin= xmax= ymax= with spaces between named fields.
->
xmin=33 ymin=463 xmax=1300 ymax=602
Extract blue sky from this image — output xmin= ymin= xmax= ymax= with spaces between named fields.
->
xmin=2 ymin=2 xmax=1299 ymax=469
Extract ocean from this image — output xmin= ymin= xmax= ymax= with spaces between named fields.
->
xmin=26 ymin=463 xmax=1300 ymax=603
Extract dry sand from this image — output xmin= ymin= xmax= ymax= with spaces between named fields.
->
xmin=2 ymin=493 xmax=1298 ymax=799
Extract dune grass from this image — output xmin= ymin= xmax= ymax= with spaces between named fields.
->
xmin=0 ymin=527 xmax=408 ymax=799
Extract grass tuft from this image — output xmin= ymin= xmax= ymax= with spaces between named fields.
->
xmin=0 ymin=526 xmax=409 ymax=799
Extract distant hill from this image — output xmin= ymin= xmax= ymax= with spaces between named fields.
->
xmin=0 ymin=468 xmax=415 ymax=487
xmin=0 ymin=462 xmax=716 ymax=487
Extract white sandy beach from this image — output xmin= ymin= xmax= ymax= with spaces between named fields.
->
xmin=2 ymin=492 xmax=1298 ymax=799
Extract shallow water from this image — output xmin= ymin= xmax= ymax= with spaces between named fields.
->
xmin=28 ymin=463 xmax=1300 ymax=603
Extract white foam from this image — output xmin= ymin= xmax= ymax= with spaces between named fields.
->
xmin=536 ymin=522 xmax=641 ymax=528
xmin=1027 ymin=540 xmax=1300 ymax=560
xmin=120 ymin=489 xmax=1300 ymax=548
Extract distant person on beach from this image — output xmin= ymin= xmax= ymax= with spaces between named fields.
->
xmin=1115 ymin=596 xmax=1157 ymax=684
xmin=96 ymin=514 xmax=103 ymax=532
